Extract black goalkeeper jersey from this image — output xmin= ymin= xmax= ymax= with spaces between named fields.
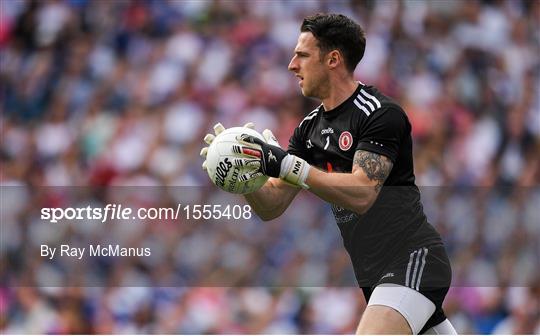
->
xmin=287 ymin=83 xmax=443 ymax=287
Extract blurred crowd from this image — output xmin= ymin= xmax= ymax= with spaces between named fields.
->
xmin=1 ymin=0 xmax=539 ymax=334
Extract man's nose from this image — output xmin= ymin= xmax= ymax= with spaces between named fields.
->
xmin=288 ymin=57 xmax=298 ymax=72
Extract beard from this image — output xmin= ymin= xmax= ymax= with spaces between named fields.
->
xmin=301 ymin=73 xmax=329 ymax=100
xmin=301 ymin=69 xmax=330 ymax=100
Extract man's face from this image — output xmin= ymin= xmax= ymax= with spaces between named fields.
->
xmin=288 ymin=32 xmax=329 ymax=99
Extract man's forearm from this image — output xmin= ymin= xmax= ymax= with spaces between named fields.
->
xmin=306 ymin=168 xmax=379 ymax=215
xmin=244 ymin=178 xmax=300 ymax=221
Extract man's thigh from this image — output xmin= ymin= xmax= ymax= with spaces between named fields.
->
xmin=356 ymin=305 xmax=412 ymax=334
xmin=357 ymin=284 xmax=436 ymax=335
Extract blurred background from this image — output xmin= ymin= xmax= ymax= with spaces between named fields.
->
xmin=1 ymin=0 xmax=539 ymax=334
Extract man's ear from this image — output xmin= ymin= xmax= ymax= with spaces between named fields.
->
xmin=327 ymin=50 xmax=341 ymax=69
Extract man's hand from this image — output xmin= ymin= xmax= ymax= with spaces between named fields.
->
xmin=237 ymin=131 xmax=286 ymax=178
xmin=200 ymin=121 xmax=256 ymax=172
xmin=237 ymin=130 xmax=311 ymax=189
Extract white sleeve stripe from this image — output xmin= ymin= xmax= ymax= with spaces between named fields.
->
xmin=360 ymin=89 xmax=381 ymax=109
xmin=356 ymin=93 xmax=375 ymax=111
xmin=354 ymin=99 xmax=371 ymax=116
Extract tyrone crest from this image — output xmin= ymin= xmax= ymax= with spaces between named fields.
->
xmin=339 ymin=131 xmax=353 ymax=151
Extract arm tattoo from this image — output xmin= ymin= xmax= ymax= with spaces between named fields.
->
xmin=353 ymin=150 xmax=393 ymax=192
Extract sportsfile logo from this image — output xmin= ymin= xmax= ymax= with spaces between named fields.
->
xmin=41 ymin=203 xmax=184 ymax=223
xmin=215 ymin=158 xmax=233 ymax=187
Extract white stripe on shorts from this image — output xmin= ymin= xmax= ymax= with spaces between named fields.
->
xmin=415 ymin=248 xmax=428 ymax=290
xmin=405 ymin=248 xmax=429 ymax=290
xmin=410 ymin=248 xmax=423 ymax=288
xmin=405 ymin=249 xmax=418 ymax=288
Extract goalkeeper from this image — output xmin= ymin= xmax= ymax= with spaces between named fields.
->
xmin=201 ymin=14 xmax=456 ymax=335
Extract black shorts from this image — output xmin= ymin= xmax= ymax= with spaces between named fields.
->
xmin=361 ymin=243 xmax=452 ymax=333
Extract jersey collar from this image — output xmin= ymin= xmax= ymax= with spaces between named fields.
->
xmin=321 ymin=83 xmax=364 ymax=118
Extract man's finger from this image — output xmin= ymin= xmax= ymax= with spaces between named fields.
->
xmin=243 ymin=122 xmax=255 ymax=129
xmin=232 ymin=144 xmax=262 ymax=159
xmin=239 ymin=171 xmax=264 ymax=183
xmin=213 ymin=123 xmax=225 ymax=135
xmin=200 ymin=147 xmax=208 ymax=157
xmin=231 ymin=158 xmax=260 ymax=168
xmin=202 ymin=160 xmax=208 ymax=171
xmin=236 ymin=134 xmax=265 ymax=146
xmin=204 ymin=134 xmax=215 ymax=144
xmin=262 ymin=129 xmax=280 ymax=147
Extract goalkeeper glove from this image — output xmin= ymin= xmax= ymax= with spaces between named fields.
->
xmin=200 ymin=121 xmax=256 ymax=172
xmin=237 ymin=130 xmax=311 ymax=189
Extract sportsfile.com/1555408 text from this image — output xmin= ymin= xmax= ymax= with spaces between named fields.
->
xmin=40 ymin=203 xmax=252 ymax=223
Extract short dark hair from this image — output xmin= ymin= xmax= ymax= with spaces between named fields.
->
xmin=301 ymin=13 xmax=366 ymax=73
